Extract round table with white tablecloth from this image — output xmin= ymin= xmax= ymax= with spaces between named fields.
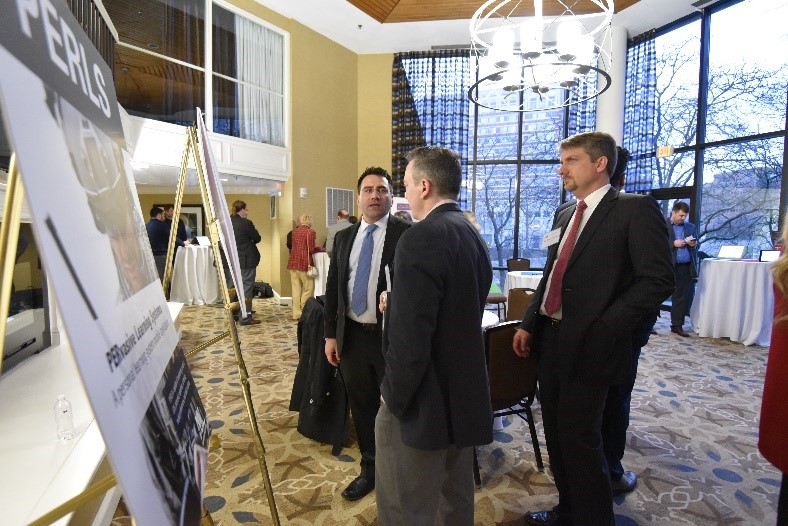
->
xmin=690 ymin=259 xmax=773 ymax=346
xmin=169 ymin=246 xmax=221 ymax=305
xmin=504 ymin=270 xmax=543 ymax=297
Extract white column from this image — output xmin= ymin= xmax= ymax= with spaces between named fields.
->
xmin=595 ymin=25 xmax=628 ymax=143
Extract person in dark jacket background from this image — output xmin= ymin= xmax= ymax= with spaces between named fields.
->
xmin=230 ymin=200 xmax=261 ymax=325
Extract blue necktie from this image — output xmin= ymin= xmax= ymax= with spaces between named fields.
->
xmin=351 ymin=224 xmax=378 ymax=316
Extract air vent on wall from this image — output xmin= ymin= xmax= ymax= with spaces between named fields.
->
xmin=326 ymin=187 xmax=354 ymax=227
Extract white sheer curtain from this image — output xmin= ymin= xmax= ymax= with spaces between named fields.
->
xmin=234 ymin=16 xmax=284 ymax=146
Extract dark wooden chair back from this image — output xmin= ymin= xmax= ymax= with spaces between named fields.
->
xmin=506 ymin=287 xmax=536 ymax=322
xmin=507 ymin=258 xmax=531 ymax=271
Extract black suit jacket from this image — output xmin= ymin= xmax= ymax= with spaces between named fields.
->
xmin=323 ymin=215 xmax=410 ymax=348
xmin=231 ymin=214 xmax=261 ymax=268
xmin=380 ymin=203 xmax=494 ymax=450
xmin=667 ymin=219 xmax=699 ymax=278
xmin=521 ymin=188 xmax=674 ymax=384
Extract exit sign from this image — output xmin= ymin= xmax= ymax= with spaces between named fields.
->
xmin=656 ymin=146 xmax=674 ymax=158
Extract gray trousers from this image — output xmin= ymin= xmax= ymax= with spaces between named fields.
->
xmin=375 ymin=404 xmax=474 ymax=526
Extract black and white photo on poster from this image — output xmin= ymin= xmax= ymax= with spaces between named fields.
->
xmin=0 ymin=0 xmax=209 ymax=523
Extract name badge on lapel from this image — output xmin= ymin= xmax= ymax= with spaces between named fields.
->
xmin=541 ymin=228 xmax=561 ymax=249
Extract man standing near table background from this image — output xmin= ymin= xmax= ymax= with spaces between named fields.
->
xmin=376 ymin=147 xmax=493 ymax=525
xmin=667 ymin=201 xmax=699 ymax=337
xmin=163 ymin=204 xmax=188 ymax=242
xmin=323 ymin=167 xmax=409 ymax=501
xmin=325 ymin=208 xmax=352 ymax=256
xmin=513 ymin=132 xmax=674 ymax=526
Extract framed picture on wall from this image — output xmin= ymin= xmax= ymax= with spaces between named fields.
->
xmin=155 ymin=204 xmax=205 ymax=237
xmin=270 ymin=195 xmax=277 ymax=219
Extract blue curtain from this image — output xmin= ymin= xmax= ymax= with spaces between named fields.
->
xmin=392 ymin=51 xmax=470 ymax=196
xmin=622 ymin=33 xmax=657 ymax=192
xmin=567 ymin=59 xmax=599 ymax=136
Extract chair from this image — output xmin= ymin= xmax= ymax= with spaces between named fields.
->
xmin=486 ymin=291 xmax=507 ymax=319
xmin=506 ymin=287 xmax=536 ymax=322
xmin=474 ymin=321 xmax=544 ymax=486
xmin=507 ymin=258 xmax=531 ymax=271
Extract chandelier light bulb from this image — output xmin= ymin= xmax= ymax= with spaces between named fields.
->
xmin=491 ymin=28 xmax=515 ymax=68
xmin=557 ymin=20 xmax=583 ymax=62
xmin=519 ymin=19 xmax=543 ymax=59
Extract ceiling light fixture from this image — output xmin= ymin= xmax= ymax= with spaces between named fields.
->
xmin=468 ymin=0 xmax=614 ymax=112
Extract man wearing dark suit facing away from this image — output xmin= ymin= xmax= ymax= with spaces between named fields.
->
xmin=513 ymin=132 xmax=674 ymax=526
xmin=376 ymin=147 xmax=493 ymax=525
xmin=323 ymin=167 xmax=409 ymax=501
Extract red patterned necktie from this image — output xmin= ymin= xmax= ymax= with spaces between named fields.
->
xmin=543 ymin=200 xmax=587 ymax=316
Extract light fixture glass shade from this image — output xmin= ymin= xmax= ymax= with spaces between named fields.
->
xmin=491 ymin=28 xmax=515 ymax=68
xmin=519 ymin=19 xmax=542 ymax=58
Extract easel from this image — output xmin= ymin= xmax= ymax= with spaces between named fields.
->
xmin=160 ymin=125 xmax=282 ymax=525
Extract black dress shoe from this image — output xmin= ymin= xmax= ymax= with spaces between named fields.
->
xmin=238 ymin=316 xmax=260 ymax=326
xmin=670 ymin=326 xmax=690 ymax=337
xmin=524 ymin=507 xmax=562 ymax=525
xmin=611 ymin=470 xmax=638 ymax=496
xmin=341 ymin=475 xmax=374 ymax=501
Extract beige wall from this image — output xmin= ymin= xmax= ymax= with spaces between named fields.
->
xmin=136 ymin=4 xmax=395 ymax=296
xmin=357 ymin=54 xmax=394 ymax=174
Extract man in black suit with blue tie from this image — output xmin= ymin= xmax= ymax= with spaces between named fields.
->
xmin=513 ymin=132 xmax=674 ymax=526
xmin=323 ymin=167 xmax=409 ymax=501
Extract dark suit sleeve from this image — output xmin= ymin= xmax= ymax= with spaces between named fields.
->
xmin=177 ymin=219 xmax=187 ymax=241
xmin=597 ymin=196 xmax=674 ymax=331
xmin=248 ymin=219 xmax=262 ymax=244
xmin=324 ymin=228 xmax=346 ymax=339
xmin=380 ymin=226 xmax=441 ymax=417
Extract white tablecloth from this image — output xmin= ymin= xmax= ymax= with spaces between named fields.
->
xmin=313 ymin=252 xmax=331 ymax=297
xmin=170 ymin=246 xmax=220 ymax=305
xmin=690 ymin=259 xmax=773 ymax=346
xmin=482 ymin=310 xmax=500 ymax=328
xmin=504 ymin=270 xmax=543 ymax=297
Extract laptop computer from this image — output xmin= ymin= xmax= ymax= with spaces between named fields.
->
xmin=759 ymin=249 xmax=781 ymax=262
xmin=717 ymin=245 xmax=746 ymax=259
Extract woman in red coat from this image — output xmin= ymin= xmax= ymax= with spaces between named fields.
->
xmin=760 ymin=221 xmax=788 ymax=525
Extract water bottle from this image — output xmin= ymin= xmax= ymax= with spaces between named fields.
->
xmin=54 ymin=394 xmax=74 ymax=443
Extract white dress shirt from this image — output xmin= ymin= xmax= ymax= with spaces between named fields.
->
xmin=540 ymin=184 xmax=611 ymax=320
xmin=347 ymin=214 xmax=389 ymax=323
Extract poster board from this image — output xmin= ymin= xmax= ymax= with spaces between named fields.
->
xmin=195 ymin=109 xmax=247 ymax=318
xmin=0 ymin=1 xmax=209 ymax=524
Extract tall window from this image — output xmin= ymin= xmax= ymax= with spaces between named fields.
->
xmin=624 ymin=0 xmax=788 ymax=259
xmin=105 ymin=0 xmax=287 ymax=147
xmin=212 ymin=5 xmax=284 ymax=146
xmin=468 ymin=56 xmax=595 ymax=289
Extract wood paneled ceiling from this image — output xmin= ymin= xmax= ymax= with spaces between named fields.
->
xmin=347 ymin=0 xmax=641 ymax=23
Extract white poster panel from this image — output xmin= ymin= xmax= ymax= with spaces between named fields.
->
xmin=0 ymin=1 xmax=209 ymax=524
xmin=195 ymin=109 xmax=247 ymax=318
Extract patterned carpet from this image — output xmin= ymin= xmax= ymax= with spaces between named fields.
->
xmin=112 ymin=298 xmax=781 ymax=525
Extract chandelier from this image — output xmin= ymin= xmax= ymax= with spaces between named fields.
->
xmin=469 ymin=0 xmax=614 ymax=112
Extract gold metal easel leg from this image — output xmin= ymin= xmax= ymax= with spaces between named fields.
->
xmin=226 ymin=310 xmax=282 ymax=526
xmin=0 ymin=154 xmax=24 ymax=375
xmin=201 ymin=505 xmax=215 ymax=526
xmin=27 ymin=474 xmax=118 ymax=526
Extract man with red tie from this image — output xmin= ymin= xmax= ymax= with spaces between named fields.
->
xmin=513 ymin=132 xmax=674 ymax=526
